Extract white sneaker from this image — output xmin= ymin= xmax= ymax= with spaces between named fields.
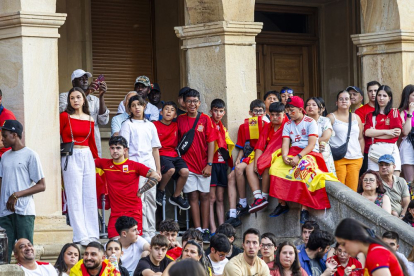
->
xmin=80 ymin=239 xmax=90 ymax=246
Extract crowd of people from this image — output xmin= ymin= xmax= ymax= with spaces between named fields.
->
xmin=0 ymin=69 xmax=414 ymax=275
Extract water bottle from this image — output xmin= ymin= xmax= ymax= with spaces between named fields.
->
xmin=109 ymin=254 xmax=119 ymax=270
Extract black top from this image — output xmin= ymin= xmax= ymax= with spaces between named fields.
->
xmin=205 ymin=245 xmax=244 ymax=260
xmin=119 ymin=265 xmax=129 ymax=276
xmin=133 ymin=255 xmax=172 ymax=276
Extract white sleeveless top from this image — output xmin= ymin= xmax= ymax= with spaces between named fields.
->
xmin=330 ymin=113 xmax=363 ymax=159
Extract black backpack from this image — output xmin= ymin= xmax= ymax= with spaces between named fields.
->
xmin=177 ymin=112 xmax=201 ymax=156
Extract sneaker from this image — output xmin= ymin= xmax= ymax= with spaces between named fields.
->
xmin=156 ymin=189 xmax=165 ymax=206
xmin=300 ymin=210 xmax=310 ymax=224
xmin=225 ymin=217 xmax=242 ymax=228
xmin=248 ymin=198 xmax=269 ymax=213
xmin=236 ymin=204 xmax=250 ymax=218
xmin=169 ymin=195 xmax=191 ymax=210
xmin=79 ymin=238 xmax=90 ymax=246
xmin=269 ymin=203 xmax=289 ymax=217
xmin=203 ymin=229 xmax=211 ymax=244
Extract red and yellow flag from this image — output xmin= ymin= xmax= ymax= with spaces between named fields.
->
xmin=269 ymin=146 xmax=338 ymax=210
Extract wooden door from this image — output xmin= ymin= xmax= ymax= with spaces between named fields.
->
xmin=260 ymin=44 xmax=311 ymax=100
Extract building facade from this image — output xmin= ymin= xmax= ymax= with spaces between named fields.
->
xmin=0 ymin=0 xmax=413 ymax=249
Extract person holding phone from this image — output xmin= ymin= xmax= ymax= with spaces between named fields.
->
xmin=59 ymin=69 xmax=109 ymax=157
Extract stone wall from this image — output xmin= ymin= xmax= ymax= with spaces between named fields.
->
xmin=237 ymin=181 xmax=414 ymax=255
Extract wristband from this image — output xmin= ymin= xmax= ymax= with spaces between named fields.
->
xmin=207 ymin=162 xmax=213 ymax=166
xmin=407 ymin=114 xmax=413 ymax=118
xmin=12 ymin=193 xmax=18 ymax=200
xmin=297 ymin=154 xmax=303 ymax=159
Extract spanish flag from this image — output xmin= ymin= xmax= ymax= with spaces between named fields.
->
xmin=213 ymin=120 xmax=235 ymax=167
xmin=269 ymin=146 xmax=338 ymax=209
xmin=70 ymin=259 xmax=120 ymax=276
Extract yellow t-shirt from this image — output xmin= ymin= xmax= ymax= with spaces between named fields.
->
xmin=222 ymin=253 xmax=270 ymax=276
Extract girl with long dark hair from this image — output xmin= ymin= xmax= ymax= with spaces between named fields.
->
xmin=364 ymin=85 xmax=402 ymax=174
xmin=398 ymin=85 xmax=414 ymax=185
xmin=268 ymin=241 xmax=307 ymax=276
xmin=335 ymin=218 xmax=405 ymax=275
xmin=54 ymin=243 xmax=80 ymax=276
xmin=105 ymin=239 xmax=129 ymax=276
xmin=60 ymin=87 xmax=99 ymax=245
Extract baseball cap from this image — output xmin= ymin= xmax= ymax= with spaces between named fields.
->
xmin=178 ymin=86 xmax=191 ymax=97
xmin=151 ymin=83 xmax=161 ymax=93
xmin=71 ymin=69 xmax=92 ymax=81
xmin=346 ymin=86 xmax=363 ymax=96
xmin=378 ymin=154 xmax=395 ymax=164
xmin=1 ymin=120 xmax=23 ymax=136
xmin=286 ymin=96 xmax=306 ymax=114
xmin=135 ymin=76 xmax=151 ymax=87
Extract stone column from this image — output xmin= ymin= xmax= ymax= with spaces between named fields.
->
xmin=175 ymin=0 xmax=262 ymax=139
xmin=351 ymin=0 xmax=414 ymax=105
xmin=0 ymin=0 xmax=72 ymax=245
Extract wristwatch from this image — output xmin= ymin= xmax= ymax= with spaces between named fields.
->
xmin=207 ymin=162 xmax=213 ymax=166
xmin=297 ymin=154 xmax=303 ymax=159
xmin=407 ymin=114 xmax=413 ymax=118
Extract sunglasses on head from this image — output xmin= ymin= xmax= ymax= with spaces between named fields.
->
xmin=281 ymin=89 xmax=293 ymax=94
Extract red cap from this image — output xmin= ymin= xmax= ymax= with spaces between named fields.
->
xmin=286 ymin=96 xmax=306 ymax=114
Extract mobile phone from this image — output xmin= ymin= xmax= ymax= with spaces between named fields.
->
xmin=96 ymin=74 xmax=105 ymax=83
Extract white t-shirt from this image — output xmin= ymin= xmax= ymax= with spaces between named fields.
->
xmin=20 ymin=262 xmax=58 ymax=276
xmin=119 ymin=119 xmax=161 ymax=170
xmin=120 ymin=236 xmax=149 ymax=273
xmin=0 ymin=147 xmax=44 ymax=217
xmin=282 ymin=115 xmax=319 ymax=152
xmin=118 ymin=100 xmax=160 ymax=121
xmin=208 ymin=255 xmax=229 ymax=275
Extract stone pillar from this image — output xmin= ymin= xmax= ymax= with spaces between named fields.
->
xmin=175 ymin=0 xmax=262 ymax=139
xmin=351 ymin=0 xmax=414 ymax=105
xmin=0 ymin=0 xmax=72 ymax=244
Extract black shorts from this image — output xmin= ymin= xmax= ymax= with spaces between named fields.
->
xmin=210 ymin=163 xmax=228 ymax=188
xmin=160 ymin=156 xmax=188 ymax=180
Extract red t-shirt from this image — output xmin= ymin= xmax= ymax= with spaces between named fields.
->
xmin=355 ymin=104 xmax=375 ymax=124
xmin=236 ymin=117 xmax=269 ymax=149
xmin=153 ymin=121 xmax=179 ymax=158
xmin=364 ymin=243 xmax=403 ymax=276
xmin=95 ymin=158 xmax=150 ymax=214
xmin=0 ymin=107 xmax=16 ymax=157
xmin=177 ymin=113 xmax=217 ymax=174
xmin=331 ymin=255 xmax=362 ymax=276
xmin=364 ymin=109 xmax=402 ymax=152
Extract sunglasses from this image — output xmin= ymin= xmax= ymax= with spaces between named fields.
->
xmin=281 ymin=89 xmax=293 ymax=94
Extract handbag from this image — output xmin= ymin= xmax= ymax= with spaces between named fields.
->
xmin=368 ymin=115 xmax=394 ymax=163
xmin=177 ymin=112 xmax=201 ymax=156
xmin=61 ymin=113 xmax=92 ymax=171
xmin=331 ymin=112 xmax=352 ymax=161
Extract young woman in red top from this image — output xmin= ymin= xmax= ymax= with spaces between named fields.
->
xmin=364 ymin=85 xmax=402 ymax=174
xmin=335 ymin=218 xmax=405 ymax=276
xmin=60 ymin=87 xmax=99 ymax=246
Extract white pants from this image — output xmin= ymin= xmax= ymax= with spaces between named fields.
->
xmin=62 ymin=148 xmax=99 ymax=242
xmin=139 ymin=177 xmax=156 ymax=241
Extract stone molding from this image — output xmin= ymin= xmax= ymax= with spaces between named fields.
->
xmin=175 ymin=21 xmax=263 ymax=49
xmin=33 ymin=215 xmax=73 ymax=245
xmin=351 ymin=30 xmax=414 ymax=55
xmin=0 ymin=11 xmax=66 ymax=40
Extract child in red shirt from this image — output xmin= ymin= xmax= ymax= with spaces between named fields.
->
xmin=177 ymin=89 xmax=217 ymax=242
xmin=154 ymin=102 xmax=190 ymax=210
xmin=209 ymin=99 xmax=234 ymax=234
xmin=225 ymin=100 xmax=268 ymax=228
xmin=95 ymin=136 xmax=161 ymax=238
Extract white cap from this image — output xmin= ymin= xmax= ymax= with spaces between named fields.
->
xmin=71 ymin=69 xmax=92 ymax=81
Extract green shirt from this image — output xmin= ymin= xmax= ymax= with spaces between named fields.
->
xmin=382 ymin=176 xmax=410 ymax=215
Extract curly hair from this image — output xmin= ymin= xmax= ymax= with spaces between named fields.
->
xmin=159 ymin=219 xmax=180 ymax=233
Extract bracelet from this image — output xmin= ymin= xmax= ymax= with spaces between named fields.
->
xmin=12 ymin=193 xmax=18 ymax=200
xmin=297 ymin=154 xmax=303 ymax=159
xmin=408 ymin=114 xmax=413 ymax=118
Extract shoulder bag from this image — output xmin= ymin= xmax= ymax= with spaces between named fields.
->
xmin=331 ymin=112 xmax=352 ymax=161
xmin=61 ymin=113 xmax=92 ymax=170
xmin=177 ymin=112 xmax=201 ymax=156
xmin=368 ymin=113 xmax=394 ymax=163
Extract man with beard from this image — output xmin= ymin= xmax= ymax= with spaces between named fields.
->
xmin=15 ymin=238 xmax=57 ymax=275
xmin=71 ymin=242 xmax=120 ymax=276
xmin=59 ymin=69 xmax=109 ymax=157
xmin=222 ymin=228 xmax=270 ymax=276
xmin=298 ymin=230 xmax=338 ymax=276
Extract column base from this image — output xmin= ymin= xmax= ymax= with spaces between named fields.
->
xmin=34 ymin=215 xmax=72 ymax=245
